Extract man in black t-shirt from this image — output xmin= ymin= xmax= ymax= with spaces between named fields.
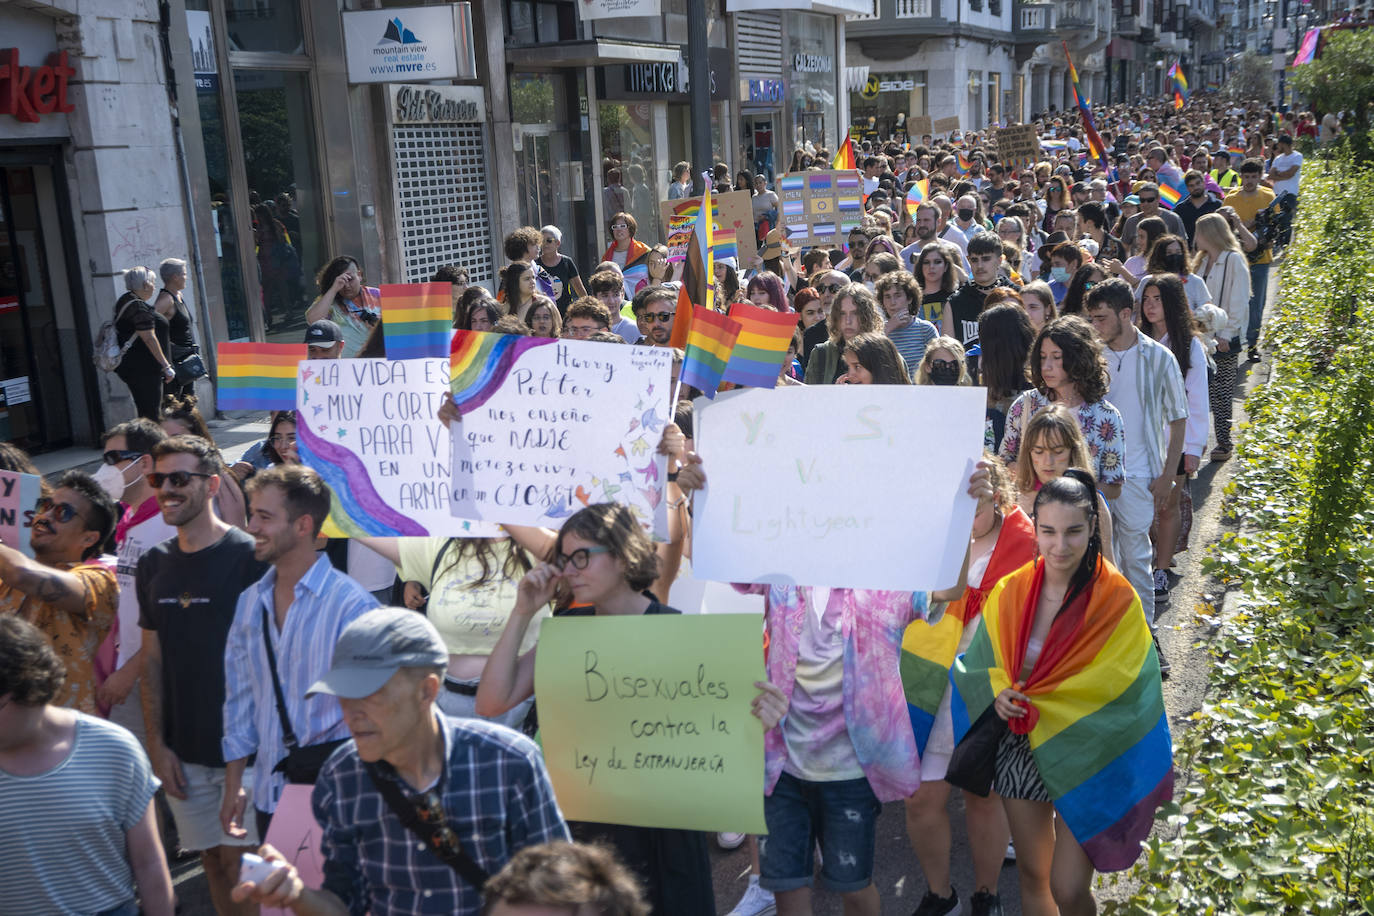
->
xmin=943 ymin=233 xmax=1013 ymax=381
xmin=138 ymin=435 xmax=268 ymax=911
xmin=537 ymin=225 xmax=586 ymax=314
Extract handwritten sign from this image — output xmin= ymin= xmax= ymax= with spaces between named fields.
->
xmin=448 ymin=335 xmax=672 ymax=537
xmin=909 ymin=115 xmax=934 ymax=138
xmin=534 ymin=614 xmax=767 ymax=833
xmin=261 ymin=785 xmax=325 ymax=916
xmin=933 ymin=116 xmax=961 ymax=136
xmin=996 ymin=124 xmax=1040 ymax=170
xmin=776 ymin=170 xmax=865 ymax=249
xmin=0 ymin=470 xmax=40 ymax=557
xmin=692 ymin=386 xmax=985 ymax=590
xmin=296 ymin=358 xmax=502 ymax=538
xmin=659 ymin=190 xmax=757 ymax=266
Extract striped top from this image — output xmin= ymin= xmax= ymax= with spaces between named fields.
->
xmin=222 ymin=554 xmax=379 ymax=813
xmin=0 ymin=714 xmax=160 ymax=915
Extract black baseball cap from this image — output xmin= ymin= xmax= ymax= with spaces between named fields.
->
xmin=304 ymin=320 xmax=343 ymax=346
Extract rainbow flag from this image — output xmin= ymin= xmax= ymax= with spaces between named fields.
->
xmin=1157 ymin=173 xmax=1185 ymax=209
xmin=1064 ymin=41 xmax=1112 ymax=178
xmin=721 ymin=303 xmax=800 ymax=389
xmin=678 ymin=306 xmax=740 ymax=398
xmin=955 ymin=151 xmax=972 ymax=176
xmin=1167 ymin=61 xmax=1189 ymax=108
xmin=216 ymin=342 xmax=303 ymax=410
xmin=1227 ymin=144 xmax=1246 ymax=157
xmin=905 ymin=179 xmax=929 ymax=217
xmin=668 ymin=184 xmax=714 ymax=350
xmin=950 ymin=558 xmax=1173 ymax=872
xmin=380 ymin=282 xmax=451 ymax=360
xmin=832 ymin=130 xmax=857 ymax=171
xmin=448 ymin=329 xmax=552 ymax=414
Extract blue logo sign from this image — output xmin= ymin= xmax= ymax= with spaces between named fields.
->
xmin=379 ymin=17 xmax=422 ymax=45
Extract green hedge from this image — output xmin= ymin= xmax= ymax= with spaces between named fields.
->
xmin=1102 ymin=159 xmax=1374 ymax=913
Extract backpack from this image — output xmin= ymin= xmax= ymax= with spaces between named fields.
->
xmin=93 ymin=298 xmax=140 ymax=373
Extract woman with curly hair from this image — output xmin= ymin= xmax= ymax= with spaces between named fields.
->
xmin=997 ymin=315 xmax=1125 ymax=500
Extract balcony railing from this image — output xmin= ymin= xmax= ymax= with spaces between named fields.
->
xmin=847 ymin=0 xmax=881 ymax=19
xmin=895 ymin=0 xmax=934 ymax=16
xmin=1058 ymin=0 xmax=1096 ymax=26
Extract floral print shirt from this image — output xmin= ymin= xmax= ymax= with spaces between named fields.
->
xmin=997 ymin=390 xmax=1127 ymax=489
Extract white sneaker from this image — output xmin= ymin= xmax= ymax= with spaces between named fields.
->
xmin=726 ymin=877 xmax=777 ymax=916
xmin=1004 ymin=841 xmax=1016 ymax=862
xmin=717 ymin=831 xmax=746 ymax=850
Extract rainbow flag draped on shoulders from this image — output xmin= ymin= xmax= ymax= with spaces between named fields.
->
xmin=901 ymin=506 xmax=1036 ymax=756
xmin=950 ymin=557 xmax=1174 ymax=872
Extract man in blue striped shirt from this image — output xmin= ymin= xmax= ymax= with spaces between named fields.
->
xmin=220 ymin=466 xmax=379 ymax=840
xmin=230 ymin=608 xmax=568 ymax=915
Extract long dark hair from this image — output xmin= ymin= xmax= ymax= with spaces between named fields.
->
xmin=316 ymin=256 xmax=361 ymax=297
xmin=436 ymin=538 xmax=533 ymax=591
xmin=845 ymin=332 xmax=911 ymax=385
xmin=1033 ymin=467 xmax=1102 ymax=609
xmin=978 ymin=303 xmax=1033 ymax=402
xmin=1029 ymin=315 xmax=1110 ymax=404
xmin=1060 ymin=263 xmax=1104 ymax=316
xmin=1138 ymin=273 xmax=1193 ymax=375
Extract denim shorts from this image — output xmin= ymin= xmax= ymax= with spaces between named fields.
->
xmin=758 ymin=771 xmax=881 ymax=893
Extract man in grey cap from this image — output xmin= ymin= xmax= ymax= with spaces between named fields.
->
xmin=231 ymin=608 xmax=569 ymax=916
xmin=303 ymin=319 xmax=344 ymax=359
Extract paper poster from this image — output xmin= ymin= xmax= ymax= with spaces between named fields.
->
xmin=0 ymin=470 xmax=41 ymax=557
xmin=217 ymin=343 xmax=303 ymax=411
xmin=380 ymin=282 xmax=452 ymax=360
xmin=448 ymin=334 xmax=672 ymax=537
xmin=996 ymin=124 xmax=1039 ymax=170
xmin=534 ymin=614 xmax=767 ymax=833
xmin=933 ymin=116 xmax=961 ymax=135
xmin=776 ymin=170 xmax=864 ymax=250
xmin=909 ymin=115 xmax=934 ymax=138
xmin=295 ymin=357 xmax=502 ymax=538
xmin=659 ymin=190 xmax=758 ymax=267
xmin=691 ymin=386 xmax=986 ymax=591
xmin=260 ymin=785 xmax=325 ymax=916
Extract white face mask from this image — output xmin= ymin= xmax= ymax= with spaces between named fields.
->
xmin=92 ymin=461 xmax=133 ymax=502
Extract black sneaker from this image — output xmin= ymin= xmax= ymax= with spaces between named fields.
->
xmin=912 ymin=888 xmax=961 ymax=916
xmin=1247 ymin=346 xmax=1260 ymax=363
xmin=1153 ymin=633 xmax=1171 ymax=680
xmin=970 ymin=890 xmax=1003 ymax=916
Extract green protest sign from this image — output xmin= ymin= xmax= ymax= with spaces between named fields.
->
xmin=534 ymin=614 xmax=767 ymax=834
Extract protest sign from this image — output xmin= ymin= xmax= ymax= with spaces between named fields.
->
xmin=534 ymin=614 xmax=767 ymax=833
xmin=933 ymin=116 xmax=961 ymax=135
xmin=909 ymin=115 xmax=933 ymax=137
xmin=296 ymin=357 xmax=501 ymax=538
xmin=380 ymin=282 xmax=452 ymax=360
xmin=776 ymin=170 xmax=865 ymax=249
xmin=217 ymin=343 xmax=303 ymax=411
xmin=261 ymin=785 xmax=324 ymax=916
xmin=659 ymin=190 xmax=757 ymax=267
xmin=0 ymin=469 xmax=40 ymax=557
xmin=448 ymin=334 xmax=673 ymax=537
xmin=692 ymin=385 xmax=986 ymax=590
xmin=996 ymin=124 xmax=1040 ymax=170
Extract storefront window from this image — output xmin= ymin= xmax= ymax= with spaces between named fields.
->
xmin=850 ymin=71 xmax=926 ymax=141
xmin=599 ymin=102 xmax=660 ymax=244
xmin=224 ymin=0 xmax=304 ymax=55
xmin=785 ymin=12 xmax=837 ymax=156
xmin=511 ymin=72 xmax=592 ymax=278
xmin=988 ymin=72 xmax=1001 ymax=126
xmin=233 ymin=69 xmax=326 ymax=339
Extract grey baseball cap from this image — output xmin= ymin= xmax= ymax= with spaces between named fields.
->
xmin=304 ymin=319 xmax=343 ymax=346
xmin=306 ymin=607 xmax=449 ymax=699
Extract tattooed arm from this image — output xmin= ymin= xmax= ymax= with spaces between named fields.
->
xmin=0 ymin=543 xmax=92 ymax=617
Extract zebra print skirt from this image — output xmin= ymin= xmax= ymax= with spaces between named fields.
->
xmin=994 ymin=730 xmax=1051 ymax=802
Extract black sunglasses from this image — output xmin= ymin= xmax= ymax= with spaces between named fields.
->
xmin=1139 ymin=195 xmax=1159 ymax=203
xmin=102 ymin=449 xmax=142 ymax=466
xmin=640 ymin=311 xmax=674 ymax=324
xmin=147 ymin=471 xmax=213 ymax=489
xmin=410 ymin=788 xmax=464 ymax=858
xmin=929 ymin=359 xmax=960 ymax=373
xmin=35 ymin=496 xmax=92 ymax=526
xmin=816 ymin=283 xmax=843 ymax=294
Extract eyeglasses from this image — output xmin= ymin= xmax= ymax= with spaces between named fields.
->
xmin=816 ymin=284 xmax=842 ymax=294
xmin=268 ymin=434 xmax=297 ymax=446
xmin=640 ymin=311 xmax=674 ymax=324
xmin=611 ymin=223 xmax=629 ymax=230
xmin=102 ymin=449 xmax=142 ymax=466
xmin=565 ymin=324 xmax=599 ymax=336
xmin=146 ymin=471 xmax=212 ymax=489
xmin=34 ymin=496 xmax=92 ymax=526
xmin=929 ymin=359 xmax=960 ymax=373
xmin=1138 ymin=196 xmax=1158 ymax=203
xmin=554 ymin=546 xmax=610 ymax=571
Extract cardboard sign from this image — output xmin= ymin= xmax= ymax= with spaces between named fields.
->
xmin=691 ymin=386 xmax=986 ymax=590
xmin=260 ymin=785 xmax=325 ymax=916
xmin=659 ymin=190 xmax=757 ymax=267
xmin=534 ymin=614 xmax=767 ymax=833
xmin=933 ymin=116 xmax=961 ymax=135
xmin=296 ymin=357 xmax=502 ymax=538
xmin=0 ymin=470 xmax=40 ymax=557
xmin=909 ymin=115 xmax=934 ymax=138
xmin=776 ymin=170 xmax=865 ymax=250
xmin=996 ymin=124 xmax=1040 ymax=170
xmin=448 ymin=335 xmax=673 ymax=537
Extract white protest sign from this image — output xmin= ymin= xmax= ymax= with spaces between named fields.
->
xmin=448 ymin=336 xmax=673 ymax=537
xmin=296 ymin=357 xmax=502 ymax=538
xmin=691 ymin=386 xmax=986 ymax=590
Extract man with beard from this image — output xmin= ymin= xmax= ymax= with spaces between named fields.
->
xmin=220 ymin=465 xmax=378 ymax=841
xmin=1172 ymin=170 xmax=1220 ymax=247
xmin=629 ymin=285 xmax=679 ymax=346
xmin=900 ymin=202 xmax=941 ymax=272
xmin=138 ymin=435 xmax=269 ymax=915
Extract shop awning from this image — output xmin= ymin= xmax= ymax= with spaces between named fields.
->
xmin=505 ymin=39 xmax=680 ymax=68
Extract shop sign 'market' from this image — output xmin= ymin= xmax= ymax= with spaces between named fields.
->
xmin=0 ymin=49 xmax=76 ymax=123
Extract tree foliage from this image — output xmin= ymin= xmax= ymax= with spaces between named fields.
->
xmin=1290 ymin=29 xmax=1374 ymax=131
xmin=1224 ymin=52 xmax=1275 ymax=105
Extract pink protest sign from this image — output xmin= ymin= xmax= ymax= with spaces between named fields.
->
xmin=260 ymin=785 xmax=326 ymax=916
xmin=0 ymin=470 xmax=41 ymax=557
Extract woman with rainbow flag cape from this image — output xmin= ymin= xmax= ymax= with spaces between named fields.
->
xmin=900 ymin=455 xmax=1036 ymax=916
xmin=948 ymin=469 xmax=1173 ymax=914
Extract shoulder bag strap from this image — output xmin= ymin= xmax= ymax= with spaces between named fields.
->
xmin=363 ymin=762 xmax=491 ymax=889
xmin=260 ymin=603 xmax=300 ymax=750
xmin=427 ymin=539 xmax=456 ymax=602
xmin=1219 ymin=253 xmax=1231 ymax=314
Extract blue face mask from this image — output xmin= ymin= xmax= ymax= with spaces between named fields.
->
xmin=991 ymin=213 xmax=1004 ymax=224
xmin=1051 ymin=266 xmax=1072 ymax=284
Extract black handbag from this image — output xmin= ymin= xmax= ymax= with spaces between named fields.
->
xmin=260 ymin=604 xmax=348 ymax=784
xmin=173 ymin=350 xmax=207 ymax=386
xmin=943 ymin=706 xmax=1007 ymax=798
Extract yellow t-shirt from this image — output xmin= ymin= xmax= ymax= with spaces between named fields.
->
xmin=1222 ymin=187 xmax=1276 ymax=265
xmin=397 ymin=537 xmax=546 ymax=656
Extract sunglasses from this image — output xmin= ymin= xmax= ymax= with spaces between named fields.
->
xmin=542 ymin=237 xmax=557 ymax=244
xmin=929 ymin=359 xmax=960 ymax=373
xmin=102 ymin=449 xmax=142 ymax=466
xmin=410 ymin=788 xmax=464 ymax=858
xmin=34 ymin=496 xmax=91 ymax=526
xmin=146 ymin=471 xmax=212 ymax=489
xmin=641 ymin=311 xmax=674 ymax=324
xmin=1139 ymin=196 xmax=1158 ymax=203
xmin=816 ymin=284 xmax=843 ymax=294
xmin=554 ymin=545 xmax=610 ymax=571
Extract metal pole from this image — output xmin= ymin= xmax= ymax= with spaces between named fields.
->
xmin=687 ymin=0 xmax=713 ymax=193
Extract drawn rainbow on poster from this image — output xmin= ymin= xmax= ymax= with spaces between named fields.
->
xmin=450 ymin=330 xmax=556 ymax=413
xmin=665 ymin=199 xmax=739 ymax=262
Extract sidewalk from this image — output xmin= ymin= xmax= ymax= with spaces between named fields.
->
xmin=31 ymin=412 xmax=274 ymax=478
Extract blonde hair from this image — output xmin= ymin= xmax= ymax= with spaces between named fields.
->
xmin=915 ymin=336 xmax=973 ymax=385
xmin=1013 ymin=403 xmax=1094 ymax=494
xmin=1193 ymin=212 xmax=1244 ymax=259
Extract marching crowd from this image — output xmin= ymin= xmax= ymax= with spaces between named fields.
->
xmin=0 ymin=94 xmax=1312 ymax=916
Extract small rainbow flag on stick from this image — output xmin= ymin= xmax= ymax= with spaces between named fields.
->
xmin=832 ymin=130 xmax=857 ymax=171
xmin=678 ymin=306 xmax=741 ymax=399
xmin=381 ymin=283 xmax=452 ymax=360
xmin=1157 ymin=173 xmax=1185 ymax=210
xmin=722 ymin=303 xmax=801 ymax=389
xmin=216 ymin=343 xmax=304 ymax=411
xmin=905 ymin=179 xmax=929 ymax=217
